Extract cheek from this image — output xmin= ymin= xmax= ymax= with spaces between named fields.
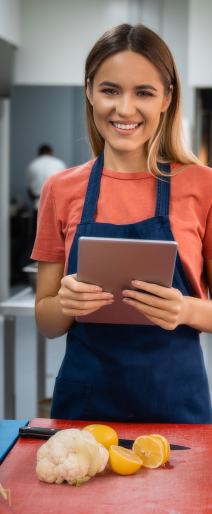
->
xmin=93 ymin=108 xmax=106 ymax=136
xmin=141 ymin=104 xmax=163 ymax=133
xmin=93 ymin=98 xmax=114 ymax=120
xmin=92 ymin=101 xmax=114 ymax=137
xmin=141 ymin=99 xmax=162 ymax=120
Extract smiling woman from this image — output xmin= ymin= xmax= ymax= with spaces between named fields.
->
xmin=86 ymin=50 xmax=173 ymax=172
xmin=32 ymin=24 xmax=212 ymax=425
xmin=84 ymin=24 xmax=197 ymax=175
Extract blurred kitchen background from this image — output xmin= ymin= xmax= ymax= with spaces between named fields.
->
xmin=0 ymin=0 xmax=212 ymax=420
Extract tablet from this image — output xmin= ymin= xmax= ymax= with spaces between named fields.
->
xmin=76 ymin=237 xmax=178 ymax=325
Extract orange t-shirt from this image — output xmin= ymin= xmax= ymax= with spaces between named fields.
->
xmin=31 ymin=159 xmax=212 ymax=300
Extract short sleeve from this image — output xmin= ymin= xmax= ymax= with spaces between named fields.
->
xmin=31 ymin=178 xmax=65 ymax=263
xmin=202 ymin=200 xmax=212 ymax=259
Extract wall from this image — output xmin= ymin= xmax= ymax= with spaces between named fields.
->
xmin=0 ymin=100 xmax=10 ymax=301
xmin=188 ymin=0 xmax=212 ymax=87
xmin=0 ymin=0 xmax=21 ymax=302
xmin=0 ymin=0 xmax=21 ymax=46
xmin=10 ymin=86 xmax=91 ymax=208
xmin=140 ymin=0 xmax=194 ymax=133
xmin=14 ymin=0 xmax=130 ymax=85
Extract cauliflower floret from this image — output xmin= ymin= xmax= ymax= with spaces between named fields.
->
xmin=36 ymin=429 xmax=109 ymax=486
xmin=36 ymin=457 xmax=57 ymax=483
xmin=37 ymin=443 xmax=50 ymax=462
xmin=56 ymin=453 xmax=84 ymax=483
xmin=48 ymin=440 xmax=68 ymax=465
xmin=97 ymin=444 xmax=110 ymax=473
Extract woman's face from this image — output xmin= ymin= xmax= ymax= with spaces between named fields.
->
xmin=87 ymin=50 xmax=172 ymax=156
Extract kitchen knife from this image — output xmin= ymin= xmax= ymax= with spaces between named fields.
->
xmin=19 ymin=426 xmax=191 ymax=450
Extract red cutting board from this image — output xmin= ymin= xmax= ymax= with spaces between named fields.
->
xmin=0 ymin=418 xmax=212 ymax=513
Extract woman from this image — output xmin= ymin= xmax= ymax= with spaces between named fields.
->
xmin=33 ymin=24 xmax=212 ymax=423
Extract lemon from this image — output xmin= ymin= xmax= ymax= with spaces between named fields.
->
xmin=82 ymin=424 xmax=118 ymax=451
xmin=149 ymin=434 xmax=170 ymax=464
xmin=132 ymin=435 xmax=164 ymax=469
xmin=109 ymin=445 xmax=143 ymax=475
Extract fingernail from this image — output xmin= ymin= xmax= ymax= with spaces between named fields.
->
xmin=132 ymin=280 xmax=140 ymax=286
xmin=107 ymin=299 xmax=114 ymax=304
xmin=122 ymin=290 xmax=129 ymax=296
xmin=123 ymin=298 xmax=131 ymax=303
xmin=106 ymin=293 xmax=114 ymax=299
xmin=95 ymin=286 xmax=102 ymax=292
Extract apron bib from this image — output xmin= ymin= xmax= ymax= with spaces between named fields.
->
xmin=51 ymin=151 xmax=212 ymax=423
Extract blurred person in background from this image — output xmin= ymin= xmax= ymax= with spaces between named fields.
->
xmin=26 ymin=144 xmax=66 ymax=242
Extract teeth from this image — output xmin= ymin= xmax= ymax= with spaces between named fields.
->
xmin=113 ymin=123 xmax=139 ymax=130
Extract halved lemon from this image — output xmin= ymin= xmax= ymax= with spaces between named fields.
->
xmin=82 ymin=424 xmax=118 ymax=451
xmin=132 ymin=435 xmax=164 ymax=468
xmin=149 ymin=434 xmax=170 ymax=464
xmin=109 ymin=445 xmax=143 ymax=475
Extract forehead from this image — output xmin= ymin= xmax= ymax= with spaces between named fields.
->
xmin=93 ymin=50 xmax=164 ymax=89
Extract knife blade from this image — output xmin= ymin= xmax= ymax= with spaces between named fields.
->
xmin=19 ymin=426 xmax=191 ymax=450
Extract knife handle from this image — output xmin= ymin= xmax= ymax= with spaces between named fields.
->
xmin=19 ymin=426 xmax=61 ymax=439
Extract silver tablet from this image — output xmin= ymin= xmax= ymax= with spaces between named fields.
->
xmin=76 ymin=237 xmax=178 ymax=325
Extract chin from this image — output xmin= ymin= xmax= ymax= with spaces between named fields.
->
xmin=109 ymin=142 xmax=143 ymax=153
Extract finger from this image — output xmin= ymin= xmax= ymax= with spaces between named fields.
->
xmin=122 ymin=290 xmax=170 ymax=311
xmin=122 ymin=297 xmax=172 ymax=322
xmin=62 ymin=303 xmax=112 ymax=317
xmin=60 ymin=289 xmax=114 ymax=302
xmin=142 ymin=315 xmax=177 ymax=331
xmin=61 ymin=298 xmax=114 ymax=312
xmin=131 ymin=280 xmax=176 ymax=300
xmin=64 ymin=274 xmax=103 ymax=294
xmin=141 ymin=314 xmax=176 ymax=330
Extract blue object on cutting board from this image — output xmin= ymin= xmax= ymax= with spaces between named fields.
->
xmin=0 ymin=419 xmax=29 ymax=464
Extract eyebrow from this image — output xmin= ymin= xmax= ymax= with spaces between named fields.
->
xmin=98 ymin=81 xmax=158 ymax=92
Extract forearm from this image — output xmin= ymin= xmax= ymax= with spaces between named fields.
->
xmin=35 ymin=294 xmax=75 ymax=339
xmin=184 ymin=296 xmax=212 ymax=333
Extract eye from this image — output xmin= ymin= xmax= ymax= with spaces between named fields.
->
xmin=101 ymin=89 xmax=118 ymax=95
xmin=137 ymin=91 xmax=153 ymax=97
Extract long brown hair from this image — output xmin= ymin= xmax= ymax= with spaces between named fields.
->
xmin=85 ymin=23 xmax=200 ymax=176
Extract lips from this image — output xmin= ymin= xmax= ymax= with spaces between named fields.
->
xmin=110 ymin=121 xmax=142 ymax=135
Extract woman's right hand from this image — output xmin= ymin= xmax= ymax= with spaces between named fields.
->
xmin=58 ymin=273 xmax=114 ymax=317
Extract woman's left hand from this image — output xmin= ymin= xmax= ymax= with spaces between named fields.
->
xmin=122 ymin=281 xmax=188 ymax=330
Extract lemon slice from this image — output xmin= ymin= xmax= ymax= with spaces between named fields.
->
xmin=109 ymin=445 xmax=143 ymax=475
xmin=132 ymin=435 xmax=164 ymax=468
xmin=149 ymin=434 xmax=170 ymax=464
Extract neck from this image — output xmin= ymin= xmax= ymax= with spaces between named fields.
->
xmin=103 ymin=143 xmax=148 ymax=173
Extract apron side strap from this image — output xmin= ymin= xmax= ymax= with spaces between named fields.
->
xmin=155 ymin=162 xmax=171 ymax=217
xmin=80 ymin=150 xmax=104 ymax=224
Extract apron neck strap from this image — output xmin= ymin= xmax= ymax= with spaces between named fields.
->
xmin=80 ymin=152 xmax=171 ymax=223
xmin=154 ymin=162 xmax=171 ymax=217
xmin=80 ymin=150 xmax=104 ymax=224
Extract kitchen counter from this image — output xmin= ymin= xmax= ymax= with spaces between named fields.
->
xmin=0 ymin=418 xmax=212 ymax=513
xmin=0 ymin=288 xmax=46 ymax=418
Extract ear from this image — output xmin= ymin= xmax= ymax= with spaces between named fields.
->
xmin=86 ymin=79 xmax=93 ymax=106
xmin=161 ymin=85 xmax=173 ymax=113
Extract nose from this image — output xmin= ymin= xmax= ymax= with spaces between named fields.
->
xmin=116 ymin=93 xmax=137 ymax=119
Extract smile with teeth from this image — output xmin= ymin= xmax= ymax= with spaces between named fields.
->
xmin=112 ymin=122 xmax=141 ymax=130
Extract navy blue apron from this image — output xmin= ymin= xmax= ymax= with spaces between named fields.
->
xmin=51 ymin=151 xmax=212 ymax=423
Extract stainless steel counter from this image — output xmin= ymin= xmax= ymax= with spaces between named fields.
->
xmin=0 ymin=287 xmax=45 ymax=419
